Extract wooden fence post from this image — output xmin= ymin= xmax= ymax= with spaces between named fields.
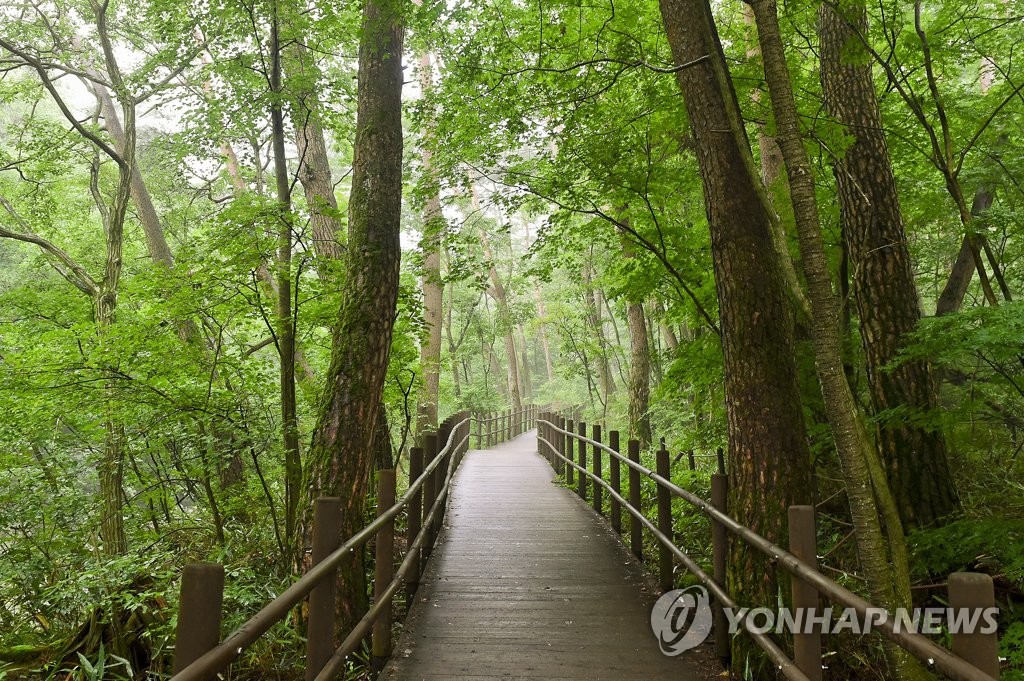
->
xmin=949 ymin=572 xmax=1000 ymax=679
xmin=372 ymin=470 xmax=397 ymax=671
xmin=565 ymin=419 xmax=575 ymax=486
xmin=592 ymin=424 xmax=603 ymax=516
xmin=656 ymin=446 xmax=672 ymax=591
xmin=577 ymin=421 xmax=588 ymax=501
xmin=711 ymin=473 xmax=730 ymax=665
xmin=422 ymin=433 xmax=438 ymax=561
xmin=789 ymin=505 xmax=822 ymax=681
xmin=406 ymin=447 xmax=424 ymax=606
xmin=305 ymin=497 xmax=341 ymax=680
xmin=687 ymin=449 xmax=696 ymax=471
xmin=609 ymin=430 xmax=621 ymax=534
xmin=172 ymin=562 xmax=224 ymax=678
xmin=628 ymin=439 xmax=642 ymax=561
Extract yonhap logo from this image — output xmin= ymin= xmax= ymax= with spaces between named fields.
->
xmin=650 ymin=585 xmax=713 ymax=655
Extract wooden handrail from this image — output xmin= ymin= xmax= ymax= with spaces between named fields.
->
xmin=536 ymin=414 xmax=999 ymax=681
xmin=170 ymin=406 xmax=539 ymax=681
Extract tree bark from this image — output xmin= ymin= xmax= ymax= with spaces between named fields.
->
xmin=304 ymin=0 xmax=404 ymax=635
xmin=819 ymin=0 xmax=960 ymax=530
xmin=752 ymin=1 xmax=927 ymax=676
xmin=656 ymin=0 xmax=812 ymax=673
xmin=622 ymin=239 xmax=652 ymax=448
xmin=284 ymin=41 xmax=345 ymax=265
xmin=416 ymin=54 xmax=443 ymax=434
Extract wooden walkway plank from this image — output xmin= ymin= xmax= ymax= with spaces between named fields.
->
xmin=381 ymin=430 xmax=713 ymax=681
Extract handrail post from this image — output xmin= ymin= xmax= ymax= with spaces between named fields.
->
xmin=372 ymin=470 xmax=397 ymax=672
xmin=592 ymin=424 xmax=603 ymax=516
xmin=687 ymin=449 xmax=696 ymax=471
xmin=422 ymin=433 xmax=438 ymax=561
xmin=577 ymin=421 xmax=588 ymax=501
xmin=172 ymin=562 xmax=224 ymax=678
xmin=434 ymin=420 xmax=452 ymax=536
xmin=628 ymin=439 xmax=642 ymax=560
xmin=305 ymin=497 xmax=342 ymax=680
xmin=788 ymin=505 xmax=822 ymax=681
xmin=565 ymin=419 xmax=575 ymax=486
xmin=609 ymin=430 xmax=621 ymax=534
xmin=711 ymin=473 xmax=730 ymax=665
xmin=557 ymin=416 xmax=566 ymax=476
xmin=949 ymin=573 xmax=1000 ymax=678
xmin=406 ymin=446 xmax=424 ymax=607
xmin=476 ymin=412 xmax=482 ymax=449
xmin=656 ymin=446 xmax=672 ymax=591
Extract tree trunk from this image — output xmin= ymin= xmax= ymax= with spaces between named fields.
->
xmin=285 ymin=41 xmax=345 ymax=264
xmin=304 ymin=0 xmax=404 ymax=635
xmin=533 ymin=287 xmax=556 ymax=381
xmin=622 ymin=239 xmax=652 ymax=448
xmin=656 ymin=1 xmax=812 ymax=674
xmin=582 ymin=262 xmax=615 ymax=406
xmin=517 ymin=324 xmax=532 ymax=400
xmin=819 ymin=0 xmax=960 ymax=531
xmin=270 ymin=13 xmax=301 ymax=553
xmin=93 ymin=84 xmax=175 ymax=268
xmin=479 ymin=229 xmax=522 ymax=411
xmin=752 ymin=1 xmax=927 ymax=677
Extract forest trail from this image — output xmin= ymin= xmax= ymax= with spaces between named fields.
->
xmin=381 ymin=429 xmax=711 ymax=681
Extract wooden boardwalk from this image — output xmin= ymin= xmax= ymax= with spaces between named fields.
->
xmin=381 ymin=430 xmax=711 ymax=681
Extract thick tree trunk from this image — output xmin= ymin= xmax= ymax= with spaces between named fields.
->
xmin=656 ymin=0 xmax=812 ymax=673
xmin=626 ymin=300 xmax=652 ymax=448
xmin=819 ymin=0 xmax=960 ymax=531
xmin=753 ymin=2 xmax=927 ymax=677
xmin=622 ymin=239 xmax=652 ymax=447
xmin=305 ymin=0 xmax=404 ymax=635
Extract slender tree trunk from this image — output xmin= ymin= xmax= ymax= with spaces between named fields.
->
xmin=304 ymin=0 xmax=405 ymax=635
xmin=479 ymin=229 xmax=522 ymax=411
xmin=656 ymin=2 xmax=813 ymax=673
xmin=819 ymin=0 xmax=960 ymax=530
xmin=270 ymin=13 xmax=301 ymax=552
xmin=533 ymin=287 xmax=556 ymax=381
xmin=93 ymin=84 xmax=175 ymax=268
xmin=751 ymin=2 xmax=927 ymax=677
xmin=582 ymin=261 xmax=615 ymax=404
xmin=517 ymin=324 xmax=532 ymax=400
xmin=284 ymin=41 xmax=345 ymax=264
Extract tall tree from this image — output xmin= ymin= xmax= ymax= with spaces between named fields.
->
xmin=656 ymin=0 xmax=813 ymax=672
xmin=304 ymin=0 xmax=405 ymax=632
xmin=622 ymin=239 xmax=652 ymax=448
xmin=479 ymin=224 xmax=523 ymax=411
xmin=819 ymin=0 xmax=960 ymax=531
xmin=269 ymin=7 xmax=301 ymax=553
xmin=417 ymin=50 xmax=443 ymax=433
